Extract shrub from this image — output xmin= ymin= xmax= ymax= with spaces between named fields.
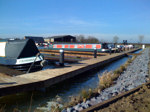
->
xmin=113 ymin=69 xmax=121 ymax=75
xmin=131 ymin=55 xmax=137 ymax=61
xmin=124 ymin=62 xmax=129 ymax=68
xmin=98 ymin=71 xmax=113 ymax=89
xmin=120 ymin=65 xmax=126 ymax=72
xmin=112 ymin=73 xmax=120 ymax=81
xmin=0 ymin=105 xmax=5 ymax=112
xmin=80 ymin=88 xmax=92 ymax=101
xmin=64 ymin=95 xmax=82 ymax=108
xmin=127 ymin=58 xmax=132 ymax=63
xmin=50 ymin=104 xmax=63 ymax=112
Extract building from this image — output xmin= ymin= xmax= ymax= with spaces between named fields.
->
xmin=44 ymin=38 xmax=51 ymax=43
xmin=47 ymin=35 xmax=76 ymax=43
xmin=24 ymin=36 xmax=44 ymax=44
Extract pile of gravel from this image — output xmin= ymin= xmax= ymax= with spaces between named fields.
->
xmin=64 ymin=48 xmax=150 ymax=112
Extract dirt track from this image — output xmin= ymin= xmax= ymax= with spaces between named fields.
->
xmin=97 ymin=84 xmax=150 ymax=112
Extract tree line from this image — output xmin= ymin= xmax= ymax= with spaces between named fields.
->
xmin=0 ymin=35 xmax=145 ymax=44
xmin=76 ymin=35 xmax=100 ymax=43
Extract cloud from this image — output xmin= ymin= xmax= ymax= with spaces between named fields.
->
xmin=53 ymin=18 xmax=109 ymax=27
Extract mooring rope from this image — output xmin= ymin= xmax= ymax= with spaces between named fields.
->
xmin=26 ymin=53 xmax=40 ymax=74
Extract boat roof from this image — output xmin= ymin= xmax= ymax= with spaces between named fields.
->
xmin=2 ymin=39 xmax=39 ymax=59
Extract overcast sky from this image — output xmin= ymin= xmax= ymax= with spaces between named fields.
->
xmin=0 ymin=0 xmax=150 ymax=43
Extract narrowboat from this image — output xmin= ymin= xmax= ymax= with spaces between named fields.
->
xmin=46 ymin=43 xmax=109 ymax=52
xmin=0 ymin=39 xmax=44 ymax=72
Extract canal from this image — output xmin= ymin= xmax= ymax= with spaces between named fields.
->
xmin=0 ymin=50 xmax=141 ymax=111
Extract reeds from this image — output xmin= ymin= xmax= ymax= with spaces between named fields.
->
xmin=0 ymin=105 xmax=5 ymax=112
xmin=63 ymin=88 xmax=100 ymax=108
xmin=63 ymin=95 xmax=82 ymax=108
xmin=98 ymin=58 xmax=134 ymax=90
xmin=28 ymin=93 xmax=33 ymax=112
xmin=98 ymin=71 xmax=114 ymax=89
xmin=81 ymin=88 xmax=92 ymax=102
xmin=50 ymin=104 xmax=63 ymax=112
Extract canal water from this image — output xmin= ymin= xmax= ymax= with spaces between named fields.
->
xmin=0 ymin=50 xmax=141 ymax=112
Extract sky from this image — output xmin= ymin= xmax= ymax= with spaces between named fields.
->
xmin=0 ymin=0 xmax=150 ymax=43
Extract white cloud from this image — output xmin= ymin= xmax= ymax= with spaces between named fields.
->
xmin=53 ymin=18 xmax=109 ymax=27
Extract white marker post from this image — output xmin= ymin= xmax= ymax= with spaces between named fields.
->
xmin=142 ymin=45 xmax=145 ymax=49
xmin=59 ymin=49 xmax=64 ymax=66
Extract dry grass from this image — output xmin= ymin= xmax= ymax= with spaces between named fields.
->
xmin=98 ymin=54 xmax=139 ymax=92
xmin=63 ymin=95 xmax=82 ymax=108
xmin=80 ymin=88 xmax=92 ymax=101
xmin=63 ymin=88 xmax=100 ymax=108
xmin=98 ymin=71 xmax=114 ymax=89
xmin=0 ymin=105 xmax=22 ymax=112
xmin=0 ymin=105 xmax=5 ymax=112
xmin=50 ymin=104 xmax=63 ymax=112
xmin=28 ymin=93 xmax=33 ymax=112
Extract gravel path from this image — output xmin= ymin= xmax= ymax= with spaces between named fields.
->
xmin=64 ymin=48 xmax=150 ymax=112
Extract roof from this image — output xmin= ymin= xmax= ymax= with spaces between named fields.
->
xmin=5 ymin=39 xmax=39 ymax=59
xmin=24 ymin=36 xmax=44 ymax=43
xmin=49 ymin=35 xmax=76 ymax=39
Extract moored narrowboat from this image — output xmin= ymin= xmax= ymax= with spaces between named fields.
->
xmin=0 ymin=39 xmax=44 ymax=72
xmin=47 ymin=43 xmax=109 ymax=52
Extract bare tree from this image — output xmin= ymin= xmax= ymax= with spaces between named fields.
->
xmin=76 ymin=35 xmax=85 ymax=43
xmin=113 ymin=36 xmax=119 ymax=44
xmin=86 ymin=36 xmax=99 ymax=43
xmin=76 ymin=35 xmax=99 ymax=43
xmin=139 ymin=35 xmax=144 ymax=43
xmin=99 ymin=39 xmax=107 ymax=43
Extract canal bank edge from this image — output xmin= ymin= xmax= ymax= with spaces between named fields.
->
xmin=80 ymin=48 xmax=149 ymax=112
xmin=0 ymin=48 xmax=140 ymax=97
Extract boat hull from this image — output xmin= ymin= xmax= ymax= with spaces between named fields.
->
xmin=0 ymin=55 xmax=43 ymax=72
xmin=7 ymin=61 xmax=43 ymax=72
